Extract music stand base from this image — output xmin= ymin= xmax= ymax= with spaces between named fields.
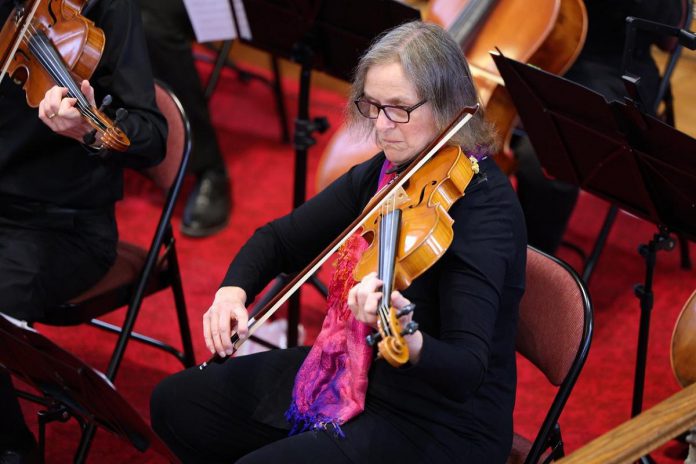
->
xmin=37 ymin=404 xmax=71 ymax=462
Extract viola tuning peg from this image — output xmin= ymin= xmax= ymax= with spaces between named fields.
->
xmin=82 ymin=129 xmax=97 ymax=146
xmin=98 ymin=94 xmax=113 ymax=112
xmin=400 ymin=321 xmax=418 ymax=336
xmin=396 ymin=303 xmax=416 ymax=318
xmin=366 ymin=332 xmax=382 ymax=347
xmin=114 ymin=108 xmax=128 ymax=124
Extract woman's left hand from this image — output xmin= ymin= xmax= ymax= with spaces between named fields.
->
xmin=347 ymin=273 xmax=423 ymax=364
xmin=38 ymin=80 xmax=98 ymax=145
xmin=347 ymin=272 xmax=383 ymax=329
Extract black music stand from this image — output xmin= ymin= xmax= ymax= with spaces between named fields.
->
xmin=230 ymin=0 xmax=420 ymax=346
xmin=0 ymin=314 xmax=179 ymax=464
xmin=492 ymin=52 xmax=696 ymax=462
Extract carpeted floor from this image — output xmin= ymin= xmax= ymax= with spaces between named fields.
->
xmin=18 ymin=56 xmax=696 ymax=463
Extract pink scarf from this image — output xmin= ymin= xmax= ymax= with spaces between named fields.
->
xmin=285 ymin=160 xmax=396 ymax=437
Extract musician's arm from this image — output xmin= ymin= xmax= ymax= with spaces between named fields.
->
xmin=88 ymin=0 xmax=167 ymax=168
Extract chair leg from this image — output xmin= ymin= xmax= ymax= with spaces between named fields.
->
xmin=105 ymin=285 xmax=150 ymax=380
xmin=204 ymin=40 xmax=234 ymax=101
xmin=89 ymin=319 xmax=190 ymax=362
xmin=248 ymin=274 xmax=290 ymax=320
xmin=308 ymin=273 xmax=328 ymax=298
xmin=169 ymin=248 xmax=196 ymax=367
xmin=73 ymin=423 xmax=97 ymax=464
xmin=270 ymin=54 xmax=290 ymax=143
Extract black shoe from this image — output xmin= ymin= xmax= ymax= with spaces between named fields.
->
xmin=0 ymin=441 xmax=40 ymax=464
xmin=181 ymin=170 xmax=231 ymax=238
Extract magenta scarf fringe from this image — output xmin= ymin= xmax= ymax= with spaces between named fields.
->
xmin=286 ymin=160 xmax=396 ymax=437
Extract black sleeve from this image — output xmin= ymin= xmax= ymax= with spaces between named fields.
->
xmin=401 ymin=171 xmax=526 ymax=402
xmin=222 ymin=155 xmax=383 ymax=301
xmin=88 ymin=0 xmax=167 ymax=168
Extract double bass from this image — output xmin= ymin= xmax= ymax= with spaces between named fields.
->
xmin=315 ymin=0 xmax=587 ymax=189
xmin=0 ymin=0 xmax=130 ymax=151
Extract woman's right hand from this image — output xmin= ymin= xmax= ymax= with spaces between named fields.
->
xmin=203 ymin=286 xmax=249 ymax=357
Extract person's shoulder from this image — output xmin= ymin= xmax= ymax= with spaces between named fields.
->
xmin=455 ymin=157 xmax=525 ymax=228
xmin=344 ymin=151 xmax=385 ymax=185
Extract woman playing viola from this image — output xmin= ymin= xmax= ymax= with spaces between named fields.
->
xmin=151 ymin=21 xmax=526 ymax=464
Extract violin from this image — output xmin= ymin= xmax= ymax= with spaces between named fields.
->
xmin=0 ymin=0 xmax=130 ymax=151
xmin=354 ymin=144 xmax=476 ymax=367
xmin=199 ymin=105 xmax=480 ymax=370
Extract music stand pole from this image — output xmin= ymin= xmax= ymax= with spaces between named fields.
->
xmin=631 ymin=226 xmax=675 ymax=464
xmin=287 ymin=41 xmax=328 ymax=347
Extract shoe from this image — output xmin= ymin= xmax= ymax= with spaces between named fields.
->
xmin=0 ymin=444 xmax=40 ymax=464
xmin=181 ymin=170 xmax=231 ymax=238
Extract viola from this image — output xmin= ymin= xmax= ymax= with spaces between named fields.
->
xmin=0 ymin=0 xmax=130 ymax=151
xmin=354 ymin=144 xmax=476 ymax=367
xmin=199 ymin=105 xmax=480 ymax=369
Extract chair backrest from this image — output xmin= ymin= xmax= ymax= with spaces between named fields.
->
xmin=147 ymin=80 xmax=192 ymax=193
xmin=655 ymin=0 xmax=692 ymax=53
xmin=516 ymin=247 xmax=593 ymax=463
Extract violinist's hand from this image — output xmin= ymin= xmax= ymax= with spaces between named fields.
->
xmin=390 ymin=291 xmax=423 ymax=365
xmin=203 ymin=286 xmax=249 ymax=357
xmin=348 ymin=272 xmax=423 ymax=364
xmin=347 ymin=274 xmax=423 ymax=364
xmin=347 ymin=272 xmax=383 ymax=329
xmin=38 ymin=80 xmax=98 ymax=145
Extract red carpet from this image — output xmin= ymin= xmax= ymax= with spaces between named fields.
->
xmin=20 ymin=55 xmax=696 ymax=462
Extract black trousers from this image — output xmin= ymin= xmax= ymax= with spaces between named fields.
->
xmin=151 ymin=347 xmax=441 ymax=464
xmin=0 ymin=208 xmax=116 ymax=450
xmin=139 ymin=0 xmax=225 ymax=175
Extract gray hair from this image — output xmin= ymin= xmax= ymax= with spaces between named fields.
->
xmin=347 ymin=21 xmax=498 ymax=155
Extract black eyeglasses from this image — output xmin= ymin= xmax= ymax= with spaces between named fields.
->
xmin=354 ymin=98 xmax=427 ymax=123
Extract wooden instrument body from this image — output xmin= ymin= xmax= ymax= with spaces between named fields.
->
xmin=354 ymin=145 xmax=474 ymax=290
xmin=672 ymin=289 xmax=696 ymax=388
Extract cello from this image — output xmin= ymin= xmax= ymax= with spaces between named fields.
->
xmin=672 ymin=290 xmax=696 ymax=388
xmin=0 ymin=0 xmax=130 ymax=151
xmin=315 ymin=0 xmax=587 ymax=189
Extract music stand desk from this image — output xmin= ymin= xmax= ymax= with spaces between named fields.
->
xmin=0 ymin=314 xmax=178 ymax=463
xmin=493 ymin=53 xmax=696 ymax=464
xmin=491 ymin=52 xmax=696 ymax=239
